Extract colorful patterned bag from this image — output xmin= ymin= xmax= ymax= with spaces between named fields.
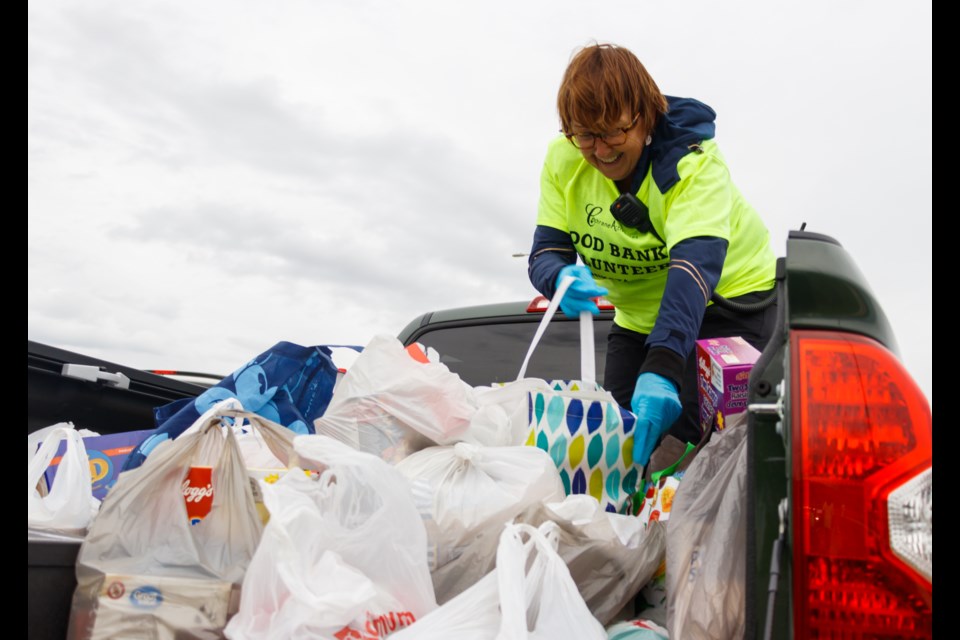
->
xmin=519 ymin=276 xmax=641 ymax=514
xmin=525 ymin=380 xmax=639 ymax=513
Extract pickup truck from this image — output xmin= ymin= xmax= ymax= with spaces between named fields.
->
xmin=28 ymin=228 xmax=932 ymax=639
xmin=398 ymin=228 xmax=933 ymax=639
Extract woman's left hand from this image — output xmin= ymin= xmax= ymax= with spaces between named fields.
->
xmin=630 ymin=372 xmax=682 ymax=467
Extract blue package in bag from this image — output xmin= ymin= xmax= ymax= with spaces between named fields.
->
xmin=123 ymin=341 xmax=357 ymax=471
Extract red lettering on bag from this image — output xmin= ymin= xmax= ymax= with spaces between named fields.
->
xmin=336 ymin=610 xmax=417 ymax=639
xmin=366 ymin=618 xmax=383 ymax=636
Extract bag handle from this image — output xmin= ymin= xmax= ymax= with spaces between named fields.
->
xmin=580 ymin=306 xmax=595 ymax=385
xmin=28 ymin=427 xmax=86 ymax=495
xmin=187 ymin=405 xmax=306 ymax=470
xmin=517 ymin=275 xmax=596 ymax=384
xmin=222 ymin=409 xmax=300 ymax=468
xmin=496 ymin=521 xmax=563 ymax=638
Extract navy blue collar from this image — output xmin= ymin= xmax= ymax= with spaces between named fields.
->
xmin=630 ymin=96 xmax=717 ymax=195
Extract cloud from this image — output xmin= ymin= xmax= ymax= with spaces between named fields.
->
xmin=27 ymin=0 xmax=932 ymax=403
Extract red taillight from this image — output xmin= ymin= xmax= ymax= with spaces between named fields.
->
xmin=790 ymin=330 xmax=932 ymax=638
xmin=525 ymin=295 xmax=615 ymax=313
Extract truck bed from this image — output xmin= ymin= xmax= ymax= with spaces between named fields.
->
xmin=28 ymin=341 xmax=207 ymax=640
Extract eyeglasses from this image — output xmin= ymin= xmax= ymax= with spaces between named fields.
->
xmin=564 ymin=112 xmax=641 ymax=150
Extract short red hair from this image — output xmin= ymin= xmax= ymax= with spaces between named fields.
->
xmin=557 ymin=43 xmax=668 ymax=135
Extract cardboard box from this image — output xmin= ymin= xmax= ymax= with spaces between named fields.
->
xmin=89 ymin=573 xmax=234 ymax=639
xmin=41 ymin=429 xmax=155 ymax=501
xmin=695 ymin=337 xmax=761 ymax=433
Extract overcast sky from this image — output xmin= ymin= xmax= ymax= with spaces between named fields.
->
xmin=28 ymin=0 xmax=932 ymax=405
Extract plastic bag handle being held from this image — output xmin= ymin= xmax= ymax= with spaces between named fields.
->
xmin=517 ymin=275 xmax=595 ymax=384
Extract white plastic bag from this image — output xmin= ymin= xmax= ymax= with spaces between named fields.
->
xmin=226 ymin=528 xmax=414 ymax=639
xmin=28 ymin=426 xmax=101 ymax=533
xmin=513 ymin=494 xmax=667 ymax=626
xmin=389 ymin=564 xmax=503 ymax=640
xmin=314 ymin=334 xmax=478 ymax=463
xmin=225 ymin=434 xmax=437 ymax=639
xmin=28 ymin=421 xmax=98 ymax=467
xmin=496 ymin=521 xmax=608 ymax=639
xmin=66 ymin=408 xmax=282 ymax=640
xmin=390 ymin=521 xmax=606 ymax=640
xmin=666 ymin=411 xmax=749 ymax=639
xmin=395 ymin=442 xmax=566 ymax=603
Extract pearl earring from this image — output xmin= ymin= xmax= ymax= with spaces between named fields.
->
xmin=645 ymin=135 xmax=652 ymax=146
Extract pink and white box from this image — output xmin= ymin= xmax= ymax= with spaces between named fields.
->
xmin=695 ymin=336 xmax=762 ymax=434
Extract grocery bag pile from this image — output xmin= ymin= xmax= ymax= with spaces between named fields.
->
xmin=28 ymin=280 xmax=749 ymax=639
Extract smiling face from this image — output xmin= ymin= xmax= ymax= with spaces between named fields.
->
xmin=570 ymin=111 xmax=648 ymax=182
xmin=556 ymin=44 xmax=668 ymax=184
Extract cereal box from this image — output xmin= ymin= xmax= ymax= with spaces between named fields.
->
xmin=90 ymin=573 xmax=233 ymax=639
xmin=41 ymin=429 xmax=154 ymax=500
xmin=695 ymin=336 xmax=762 ymax=433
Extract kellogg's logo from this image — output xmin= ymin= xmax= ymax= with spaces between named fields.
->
xmin=182 ymin=480 xmax=214 ymax=503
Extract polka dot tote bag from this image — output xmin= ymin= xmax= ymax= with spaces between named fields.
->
xmin=517 ymin=276 xmax=641 ymax=514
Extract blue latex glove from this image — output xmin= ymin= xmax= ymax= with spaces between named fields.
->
xmin=555 ymin=265 xmax=608 ymax=319
xmin=631 ymin=372 xmax=682 ymax=467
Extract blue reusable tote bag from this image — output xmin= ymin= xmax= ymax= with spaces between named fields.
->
xmin=123 ymin=341 xmax=350 ymax=471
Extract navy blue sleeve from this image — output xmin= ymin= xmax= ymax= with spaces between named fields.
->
xmin=527 ymin=225 xmax=578 ymax=300
xmin=639 ymin=236 xmax=727 ymax=390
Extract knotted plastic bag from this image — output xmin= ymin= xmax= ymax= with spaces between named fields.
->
xmin=395 ymin=441 xmax=566 ymax=603
xmin=224 ymin=434 xmax=437 ymax=639
xmin=66 ymin=407 xmax=288 ymax=639
xmin=314 ymin=334 xmax=478 ymax=463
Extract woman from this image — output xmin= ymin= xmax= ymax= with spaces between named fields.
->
xmin=527 ymin=42 xmax=777 ymax=470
